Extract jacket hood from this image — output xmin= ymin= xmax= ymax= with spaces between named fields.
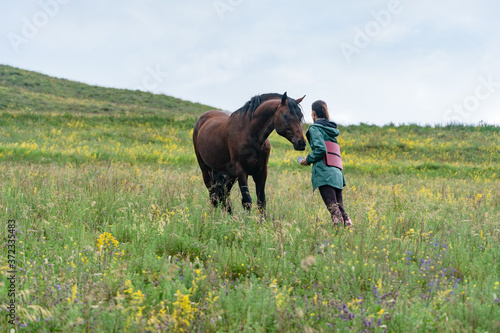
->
xmin=315 ymin=118 xmax=337 ymax=129
xmin=309 ymin=118 xmax=339 ymax=139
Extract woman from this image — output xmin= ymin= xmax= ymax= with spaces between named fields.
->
xmin=300 ymin=100 xmax=352 ymax=227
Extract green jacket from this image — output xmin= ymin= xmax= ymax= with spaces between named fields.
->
xmin=305 ymin=119 xmax=346 ymax=191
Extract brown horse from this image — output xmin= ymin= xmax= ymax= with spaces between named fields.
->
xmin=193 ymin=92 xmax=306 ymax=213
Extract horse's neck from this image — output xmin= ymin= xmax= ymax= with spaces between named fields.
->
xmin=248 ymin=100 xmax=278 ymax=147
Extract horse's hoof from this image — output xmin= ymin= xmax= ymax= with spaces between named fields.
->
xmin=332 ymin=215 xmax=341 ymax=226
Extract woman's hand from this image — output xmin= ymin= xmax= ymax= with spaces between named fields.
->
xmin=300 ymin=157 xmax=309 ymax=166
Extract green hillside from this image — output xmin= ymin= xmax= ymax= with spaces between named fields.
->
xmin=0 ymin=64 xmax=213 ymax=117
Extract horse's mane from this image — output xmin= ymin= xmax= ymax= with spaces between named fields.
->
xmin=231 ymin=93 xmax=303 ymax=121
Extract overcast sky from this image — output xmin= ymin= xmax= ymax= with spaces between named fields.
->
xmin=1 ymin=0 xmax=499 ymax=125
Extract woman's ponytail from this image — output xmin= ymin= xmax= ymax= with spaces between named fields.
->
xmin=311 ymin=100 xmax=329 ymax=120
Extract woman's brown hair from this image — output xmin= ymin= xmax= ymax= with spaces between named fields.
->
xmin=311 ymin=100 xmax=329 ymax=120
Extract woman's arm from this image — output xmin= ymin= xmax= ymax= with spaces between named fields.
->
xmin=305 ymin=126 xmax=327 ymax=164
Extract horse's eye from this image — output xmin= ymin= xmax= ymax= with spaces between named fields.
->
xmin=283 ymin=114 xmax=290 ymax=120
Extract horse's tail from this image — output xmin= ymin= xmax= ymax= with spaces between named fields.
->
xmin=193 ymin=110 xmax=220 ymax=157
xmin=193 ymin=112 xmax=210 ymax=147
xmin=192 ymin=116 xmax=200 ymax=146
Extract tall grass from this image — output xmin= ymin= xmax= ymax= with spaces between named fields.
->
xmin=0 ymin=158 xmax=499 ymax=331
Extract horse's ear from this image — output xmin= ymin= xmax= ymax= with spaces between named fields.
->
xmin=281 ymin=92 xmax=288 ymax=105
xmin=296 ymin=95 xmax=306 ymax=104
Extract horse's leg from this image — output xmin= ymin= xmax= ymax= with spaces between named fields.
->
xmin=199 ymin=167 xmax=218 ymax=208
xmin=221 ymin=177 xmax=236 ymax=214
xmin=204 ymin=170 xmax=219 ymax=208
xmin=252 ymin=169 xmax=267 ymax=214
xmin=211 ymin=171 xmax=230 ymax=209
xmin=194 ymin=143 xmax=219 ymax=208
xmin=236 ymin=164 xmax=252 ymax=211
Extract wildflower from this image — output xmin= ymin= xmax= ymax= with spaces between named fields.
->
xmin=363 ymin=317 xmax=375 ymax=328
xmin=97 ymin=232 xmax=119 ymax=253
xmin=173 ymin=289 xmax=197 ymax=332
xmin=67 ymin=284 xmax=78 ymax=304
xmin=272 ymin=284 xmax=293 ymax=311
xmin=131 ymin=289 xmax=145 ymax=305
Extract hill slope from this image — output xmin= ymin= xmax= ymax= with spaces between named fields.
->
xmin=0 ymin=64 xmax=213 ymax=117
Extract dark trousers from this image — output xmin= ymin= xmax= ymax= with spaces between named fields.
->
xmin=318 ymin=185 xmax=349 ymax=223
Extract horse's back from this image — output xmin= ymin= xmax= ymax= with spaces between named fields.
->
xmin=193 ymin=110 xmax=232 ymax=171
xmin=193 ymin=110 xmax=229 ymax=146
xmin=194 ymin=110 xmax=230 ymax=131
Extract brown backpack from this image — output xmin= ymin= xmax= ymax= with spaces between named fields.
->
xmin=323 ymin=141 xmax=343 ymax=170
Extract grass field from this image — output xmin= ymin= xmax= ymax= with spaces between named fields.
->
xmin=1 ymin=65 xmax=499 ymax=332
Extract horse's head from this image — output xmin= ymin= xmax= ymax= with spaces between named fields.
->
xmin=274 ymin=92 xmax=306 ymax=151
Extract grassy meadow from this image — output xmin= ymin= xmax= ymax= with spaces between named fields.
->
xmin=0 ymin=65 xmax=499 ymax=332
